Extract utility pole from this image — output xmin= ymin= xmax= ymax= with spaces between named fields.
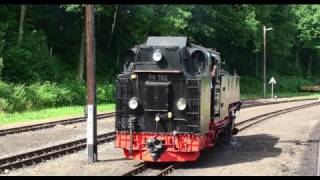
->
xmin=263 ymin=25 xmax=273 ymax=98
xmin=85 ymin=5 xmax=97 ymax=163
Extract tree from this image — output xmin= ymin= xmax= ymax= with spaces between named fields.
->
xmin=0 ymin=4 xmax=319 ymax=84
xmin=295 ymin=5 xmax=320 ymax=75
xmin=106 ymin=5 xmax=118 ymax=51
xmin=78 ymin=22 xmax=85 ymax=82
xmin=17 ymin=5 xmax=27 ymax=47
xmin=61 ymin=5 xmax=86 ymax=82
xmin=0 ymin=25 xmax=5 ymax=79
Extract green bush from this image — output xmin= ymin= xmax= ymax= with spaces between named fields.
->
xmin=97 ymin=83 xmax=116 ymax=104
xmin=276 ymin=75 xmax=313 ymax=92
xmin=0 ymin=80 xmax=115 ymax=113
xmin=57 ymin=81 xmax=86 ymax=106
xmin=28 ymin=82 xmax=59 ymax=108
xmin=0 ymin=81 xmax=12 ymax=112
xmin=240 ymin=76 xmax=262 ymax=95
xmin=0 ymin=98 xmax=9 ymax=113
xmin=240 ymin=75 xmax=314 ymax=98
xmin=0 ymin=82 xmax=32 ymax=112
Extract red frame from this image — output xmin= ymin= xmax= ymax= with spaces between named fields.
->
xmin=115 ymin=102 xmax=241 ymax=162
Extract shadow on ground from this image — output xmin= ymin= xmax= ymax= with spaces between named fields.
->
xmin=297 ymin=120 xmax=320 ymax=176
xmin=179 ymin=133 xmax=282 ymax=169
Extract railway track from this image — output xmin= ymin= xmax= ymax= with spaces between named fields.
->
xmin=241 ymin=97 xmax=319 ymax=109
xmin=1 ymin=99 xmax=319 ymax=175
xmin=0 ymin=112 xmax=115 ymax=137
xmin=0 ymin=131 xmax=115 ymax=174
xmin=120 ymin=163 xmax=178 ymax=176
xmin=120 ymin=100 xmax=320 ymax=176
xmin=0 ymin=97 xmax=316 ymax=137
xmin=236 ymin=100 xmax=320 ymax=175
xmin=235 ymin=101 xmax=320 ymax=132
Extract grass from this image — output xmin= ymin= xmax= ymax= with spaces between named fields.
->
xmin=0 ymin=103 xmax=115 ymax=127
xmin=241 ymin=92 xmax=320 ymax=100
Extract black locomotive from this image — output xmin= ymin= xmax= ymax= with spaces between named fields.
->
xmin=115 ymin=36 xmax=241 ymax=162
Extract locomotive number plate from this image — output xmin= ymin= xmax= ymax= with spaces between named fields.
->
xmin=148 ymin=74 xmax=168 ymax=81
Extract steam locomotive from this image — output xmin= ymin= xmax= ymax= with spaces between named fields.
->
xmin=115 ymin=36 xmax=241 ymax=162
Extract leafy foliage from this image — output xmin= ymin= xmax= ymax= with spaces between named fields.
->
xmin=0 ymin=81 xmax=114 ymax=113
xmin=295 ymin=5 xmax=320 ymax=51
xmin=0 ymin=5 xmax=319 ymax=112
xmin=2 ymin=31 xmax=61 ymax=83
xmin=240 ymin=75 xmax=313 ymax=97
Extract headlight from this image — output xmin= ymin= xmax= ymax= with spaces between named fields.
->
xmin=128 ymin=97 xmax=139 ymax=110
xmin=152 ymin=49 xmax=163 ymax=62
xmin=176 ymin=98 xmax=187 ymax=111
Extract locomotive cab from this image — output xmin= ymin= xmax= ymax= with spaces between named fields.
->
xmin=115 ymin=36 xmax=241 ymax=162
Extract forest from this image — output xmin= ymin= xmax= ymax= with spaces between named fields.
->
xmin=0 ymin=4 xmax=319 ymax=113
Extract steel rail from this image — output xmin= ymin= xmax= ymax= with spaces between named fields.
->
xmin=120 ymin=163 xmax=147 ymax=176
xmin=155 ymin=164 xmax=178 ymax=176
xmin=0 ymin=99 xmax=318 ymax=174
xmin=0 ymin=98 xmax=316 ymax=136
xmin=0 ymin=132 xmax=115 ymax=173
xmin=236 ymin=101 xmax=320 ymax=132
xmin=121 ymin=163 xmax=177 ymax=176
xmin=121 ymin=101 xmax=320 ymax=176
xmin=241 ymin=97 xmax=319 ymax=109
xmin=0 ymin=112 xmax=115 ymax=137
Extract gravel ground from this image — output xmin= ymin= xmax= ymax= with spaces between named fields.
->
xmin=3 ymin=142 xmax=143 ymax=176
xmin=236 ymin=99 xmax=320 ymax=122
xmin=169 ymin=104 xmax=320 ymax=176
xmin=0 ymin=117 xmax=115 ymax=159
xmin=1 ymin=99 xmax=320 ymax=175
xmin=1 ymin=99 xmax=316 ymax=159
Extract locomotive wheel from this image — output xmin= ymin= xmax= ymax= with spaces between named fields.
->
xmin=222 ymin=115 xmax=236 ymax=142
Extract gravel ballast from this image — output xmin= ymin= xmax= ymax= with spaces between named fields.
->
xmin=0 ymin=117 xmax=115 ymax=159
xmin=169 ymin=104 xmax=320 ymax=176
xmin=1 ymin=99 xmax=320 ymax=175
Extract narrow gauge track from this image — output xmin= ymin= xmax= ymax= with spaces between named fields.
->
xmin=241 ymin=97 xmax=319 ymax=109
xmin=121 ymin=100 xmax=320 ymax=176
xmin=0 ymin=132 xmax=115 ymax=174
xmin=120 ymin=163 xmax=178 ymax=176
xmin=0 ymin=112 xmax=115 ymax=137
xmin=0 ymin=98 xmax=316 ymax=137
xmin=235 ymin=101 xmax=320 ymax=132
xmin=1 ymin=100 xmax=319 ymax=175
xmin=236 ymin=101 xmax=320 ymax=176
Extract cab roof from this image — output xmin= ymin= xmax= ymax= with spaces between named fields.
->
xmin=146 ymin=36 xmax=188 ymax=48
xmin=142 ymin=36 xmax=219 ymax=55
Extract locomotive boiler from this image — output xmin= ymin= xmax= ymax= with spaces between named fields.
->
xmin=115 ymin=36 xmax=241 ymax=162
